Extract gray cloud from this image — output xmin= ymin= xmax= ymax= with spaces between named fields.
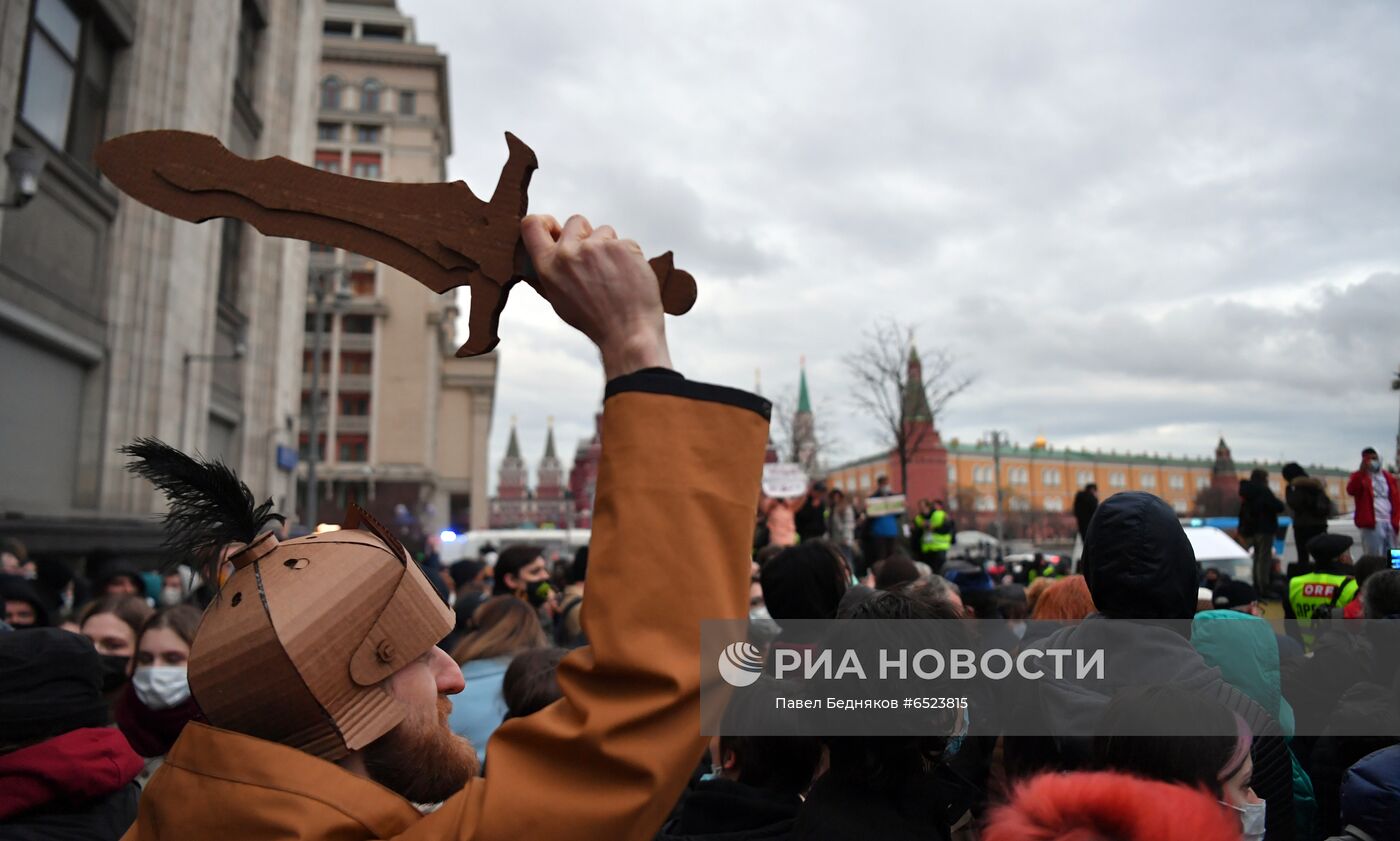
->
xmin=402 ymin=0 xmax=1400 ymax=488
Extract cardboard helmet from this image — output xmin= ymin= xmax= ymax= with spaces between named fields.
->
xmin=189 ymin=507 xmax=452 ymax=761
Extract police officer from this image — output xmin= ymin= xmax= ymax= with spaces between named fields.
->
xmin=915 ymin=499 xmax=954 ymax=574
xmin=1285 ymin=532 xmax=1359 ymax=649
xmin=1027 ymin=551 xmax=1062 ymax=584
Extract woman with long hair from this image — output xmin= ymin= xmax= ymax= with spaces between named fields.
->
xmin=114 ymin=605 xmax=204 ymax=782
xmin=447 ymin=595 xmax=547 ymax=763
xmin=78 ymin=594 xmax=154 ymax=706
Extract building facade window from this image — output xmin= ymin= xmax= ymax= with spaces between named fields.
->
xmin=1168 ymin=474 xmax=1185 ymax=490
xmin=234 ymin=0 xmax=263 ymax=105
xmin=1044 ymin=496 xmax=1064 ymax=512
xmin=948 ymin=464 xmax=957 ymax=482
xmin=1009 ymin=497 xmax=1031 ymax=512
xmin=317 ymin=122 xmax=341 ymax=141
xmin=342 ymin=314 xmax=374 ymax=334
xmin=340 ymin=352 xmax=372 ymax=374
xmin=354 ymin=124 xmax=381 ymax=144
xmin=348 ymin=270 xmax=375 ymax=297
xmin=1173 ymin=500 xmax=1189 ymax=514
xmin=975 ymin=495 xmax=996 ymax=512
xmin=398 ymin=90 xmax=416 ymax=115
xmin=314 ymin=150 xmax=341 ymax=173
xmin=350 ymin=152 xmax=381 ymax=179
xmin=1196 ymin=476 xmax=1210 ymax=490
xmin=1109 ymin=471 xmax=1127 ymax=488
xmin=360 ymin=78 xmax=381 ymax=112
xmin=298 ymin=434 xmax=326 ymax=460
xmin=1077 ymin=470 xmax=1094 ymax=486
xmin=337 ymin=435 xmax=368 ymax=462
xmin=323 ymin=20 xmax=353 ymax=37
xmin=339 ymin=394 xmax=370 ymax=416
xmin=216 ymin=220 xmax=244 ymax=308
xmin=1042 ymin=468 xmax=1061 ymax=486
xmin=361 ymin=23 xmax=405 ymax=41
xmin=1009 ymin=467 xmax=1029 ymax=485
xmin=20 ymin=0 xmax=115 ymax=168
xmin=320 ymin=75 xmax=342 ymax=110
xmin=1140 ymin=473 xmax=1156 ymax=488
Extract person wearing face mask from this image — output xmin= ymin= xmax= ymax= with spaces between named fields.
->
xmin=1092 ymin=685 xmax=1266 ymax=841
xmin=78 ymin=594 xmax=154 ymax=714
xmin=1347 ymin=447 xmax=1399 ymax=556
xmin=491 ymin=544 xmax=560 ymax=628
xmin=114 ymin=605 xmax=204 ymax=783
xmin=157 ymin=566 xmax=195 ymax=607
xmin=448 ymin=595 xmax=547 ymax=762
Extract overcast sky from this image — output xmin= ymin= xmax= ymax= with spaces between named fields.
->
xmin=402 ymin=0 xmax=1400 ymax=487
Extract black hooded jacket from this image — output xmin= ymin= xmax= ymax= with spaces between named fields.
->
xmin=1240 ymin=478 xmax=1285 ymax=538
xmin=1003 ymin=492 xmax=1296 ymax=840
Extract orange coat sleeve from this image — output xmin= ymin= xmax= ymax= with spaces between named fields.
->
xmin=403 ymin=372 xmax=770 ymax=841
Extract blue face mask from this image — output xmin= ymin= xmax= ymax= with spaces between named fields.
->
xmin=945 ymin=706 xmax=970 ymax=758
xmin=1220 ymin=799 xmax=1265 ymax=841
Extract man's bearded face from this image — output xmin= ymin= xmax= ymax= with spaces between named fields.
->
xmin=363 ymin=695 xmax=479 ymax=804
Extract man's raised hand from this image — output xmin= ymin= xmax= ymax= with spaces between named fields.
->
xmin=521 ymin=214 xmax=674 ymax=380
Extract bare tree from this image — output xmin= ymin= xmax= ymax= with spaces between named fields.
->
xmin=845 ymin=318 xmax=974 ymax=496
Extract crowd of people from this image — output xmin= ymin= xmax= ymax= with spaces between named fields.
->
xmin=717 ymin=486 xmax=1400 ymax=841
xmin=2 ymin=211 xmax=1398 ymax=841
xmin=4 ymin=466 xmax=1399 ymax=840
xmin=757 ymin=476 xmax=957 ymax=580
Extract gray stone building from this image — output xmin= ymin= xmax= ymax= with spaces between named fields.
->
xmin=300 ymin=0 xmax=496 ymax=540
xmin=0 ymin=0 xmax=323 ymax=561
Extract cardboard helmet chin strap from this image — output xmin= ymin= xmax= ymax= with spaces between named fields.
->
xmin=188 ymin=504 xmax=453 ymax=762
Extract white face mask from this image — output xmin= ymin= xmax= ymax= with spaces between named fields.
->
xmin=159 ymin=587 xmax=184 ymax=607
xmin=1220 ymin=799 xmax=1265 ymax=841
xmin=133 ymin=666 xmax=192 ymax=710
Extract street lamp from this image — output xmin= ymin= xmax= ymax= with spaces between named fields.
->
xmin=2 ymin=148 xmax=45 ymax=209
xmin=303 ymin=266 xmax=354 ymax=528
xmin=985 ymin=428 xmax=1009 ymax=548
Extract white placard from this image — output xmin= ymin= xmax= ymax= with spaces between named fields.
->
xmin=762 ymin=463 xmax=810 ymax=498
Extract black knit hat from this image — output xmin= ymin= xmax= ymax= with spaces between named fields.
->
xmin=1212 ymin=579 xmax=1259 ymax=610
xmin=1281 ymin=462 xmax=1306 ymax=482
xmin=0 ymin=628 xmax=108 ymax=744
xmin=1308 ymin=532 xmax=1354 ymax=564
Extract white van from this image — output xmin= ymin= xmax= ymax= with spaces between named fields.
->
xmin=437 ymin=528 xmax=591 ymax=568
xmin=1183 ymin=526 xmax=1254 ymax=582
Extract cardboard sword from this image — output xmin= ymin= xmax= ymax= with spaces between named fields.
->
xmin=94 ymin=131 xmax=697 ymax=356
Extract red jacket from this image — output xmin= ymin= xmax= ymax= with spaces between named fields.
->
xmin=1347 ymin=469 xmax=1400 ymax=531
xmin=0 ymin=727 xmax=143 ymax=820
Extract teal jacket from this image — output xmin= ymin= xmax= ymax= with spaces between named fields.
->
xmin=1192 ymin=609 xmax=1316 ymax=837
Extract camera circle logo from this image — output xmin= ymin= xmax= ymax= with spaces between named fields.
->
xmin=717 ymin=641 xmax=764 ymax=688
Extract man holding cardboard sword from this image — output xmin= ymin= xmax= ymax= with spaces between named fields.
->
xmin=120 ymin=213 xmax=771 ymax=841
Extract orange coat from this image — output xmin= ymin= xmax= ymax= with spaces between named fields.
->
xmin=122 ymin=378 xmax=769 ymax=841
